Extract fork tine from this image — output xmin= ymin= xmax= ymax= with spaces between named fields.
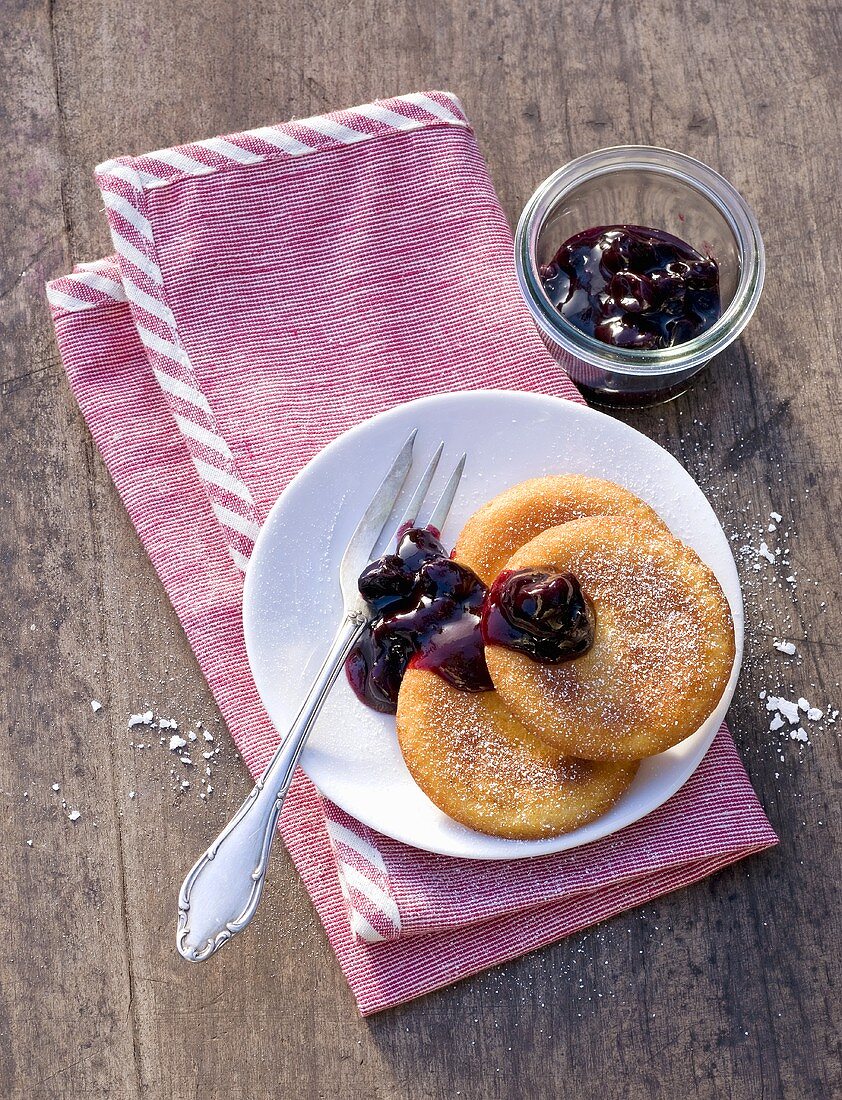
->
xmin=339 ymin=429 xmax=416 ymax=592
xmin=425 ymin=452 xmax=466 ymax=536
xmin=390 ymin=442 xmax=443 ymax=541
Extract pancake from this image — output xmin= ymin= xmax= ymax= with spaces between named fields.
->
xmin=453 ymin=474 xmax=669 ymax=585
xmin=484 ymin=516 xmax=735 ymax=760
xmin=396 ymin=667 xmax=638 ymax=839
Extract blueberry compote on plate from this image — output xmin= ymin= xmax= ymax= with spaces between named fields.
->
xmin=482 ymin=569 xmax=596 ymax=663
xmin=346 ymin=527 xmax=493 ymax=713
xmin=540 ymin=225 xmax=720 ymax=351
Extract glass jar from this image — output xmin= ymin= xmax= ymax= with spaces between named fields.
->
xmin=514 ymin=146 xmax=765 ymax=406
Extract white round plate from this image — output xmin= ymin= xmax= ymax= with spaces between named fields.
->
xmin=244 ymin=390 xmax=743 ymax=860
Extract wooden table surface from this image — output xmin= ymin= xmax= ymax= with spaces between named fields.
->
xmin=2 ymin=2 xmax=840 ymax=1097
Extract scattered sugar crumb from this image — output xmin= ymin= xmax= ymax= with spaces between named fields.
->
xmin=26 ymin=839 xmax=33 ymax=847
xmin=773 ymin=640 xmax=797 ymax=655
xmin=168 ymin=734 xmax=187 ymax=751
xmin=770 ymin=511 xmax=782 ymax=523
xmin=203 ymin=730 xmax=213 ymax=742
xmin=790 ymin=728 xmax=809 ymax=743
xmin=807 ymin=707 xmax=823 ymax=721
xmin=797 ymin=697 xmax=810 ymax=712
xmin=128 ymin=791 xmax=136 ymax=800
xmin=766 ymin=696 xmax=801 ymax=725
xmin=158 ymin=717 xmax=178 ymax=730
xmin=757 ymin=541 xmax=775 ymax=564
xmin=68 ymin=810 xmax=81 ymax=822
xmin=769 ymin=713 xmax=785 ymax=732
xmin=90 ymin=700 xmax=102 ymax=712
xmin=51 ymin=783 xmax=60 ymax=792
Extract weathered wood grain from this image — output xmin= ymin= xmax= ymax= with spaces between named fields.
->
xmin=1 ymin=0 xmax=839 ymax=1096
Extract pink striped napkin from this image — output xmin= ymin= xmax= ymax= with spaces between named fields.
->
xmin=47 ymin=91 xmax=777 ymax=1015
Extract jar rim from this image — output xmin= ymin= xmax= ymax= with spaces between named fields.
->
xmin=514 ymin=146 xmax=765 ymax=377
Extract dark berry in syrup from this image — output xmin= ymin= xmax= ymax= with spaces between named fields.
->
xmin=396 ymin=527 xmax=446 ymax=571
xmin=345 ymin=626 xmax=415 ymax=713
xmin=539 ymin=224 xmax=720 ymax=351
xmin=346 ymin=527 xmax=492 ymax=712
xmin=418 ymin=557 xmax=484 ymax=603
xmin=357 ymin=554 xmax=419 ymax=615
xmin=482 ymin=569 xmax=596 ymax=663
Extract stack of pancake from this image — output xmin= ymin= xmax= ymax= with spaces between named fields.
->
xmin=395 ymin=476 xmax=735 ymax=839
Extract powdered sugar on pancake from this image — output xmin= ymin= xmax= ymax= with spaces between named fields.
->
xmin=486 ymin=516 xmax=735 ymax=760
xmin=396 ymin=668 xmax=638 ymax=839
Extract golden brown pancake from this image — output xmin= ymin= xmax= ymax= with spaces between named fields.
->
xmin=453 ymin=474 xmax=669 ymax=585
xmin=485 ymin=516 xmax=735 ymax=760
xmin=396 ymin=668 xmax=639 ymax=839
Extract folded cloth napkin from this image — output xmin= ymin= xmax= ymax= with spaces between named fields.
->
xmin=47 ymin=90 xmax=777 ymax=1015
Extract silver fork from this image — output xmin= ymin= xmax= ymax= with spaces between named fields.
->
xmin=176 ymin=430 xmax=465 ymax=962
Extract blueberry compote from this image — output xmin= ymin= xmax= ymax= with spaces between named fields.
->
xmin=346 ymin=527 xmax=493 ymax=713
xmin=540 ymin=225 xmax=720 ymax=351
xmin=482 ymin=570 xmax=596 ymax=663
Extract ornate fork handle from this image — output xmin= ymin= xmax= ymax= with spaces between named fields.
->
xmin=176 ymin=612 xmax=366 ymax=962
